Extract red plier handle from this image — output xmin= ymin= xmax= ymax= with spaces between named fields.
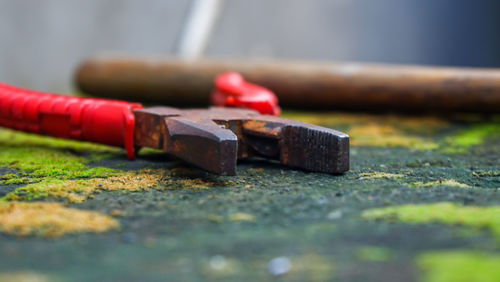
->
xmin=211 ymin=72 xmax=281 ymax=116
xmin=0 ymin=82 xmax=143 ymax=159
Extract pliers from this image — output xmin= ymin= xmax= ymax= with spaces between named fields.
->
xmin=0 ymin=82 xmax=349 ymax=175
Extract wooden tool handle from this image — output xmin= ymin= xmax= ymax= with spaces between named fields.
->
xmin=75 ymin=56 xmax=500 ymax=113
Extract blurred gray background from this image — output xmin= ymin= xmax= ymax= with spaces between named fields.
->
xmin=0 ymin=0 xmax=499 ymax=93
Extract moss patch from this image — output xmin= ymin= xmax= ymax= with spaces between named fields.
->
xmin=409 ymin=179 xmax=471 ymax=189
xmin=163 ymin=168 xmax=232 ymax=191
xmin=164 ymin=178 xmax=224 ymax=191
xmin=471 ymin=170 xmax=500 ymax=177
xmin=7 ymin=170 xmax=165 ymax=203
xmin=442 ymin=123 xmax=500 ymax=154
xmin=417 ymin=250 xmax=500 ymax=282
xmin=362 ymin=202 xmax=500 ymax=241
xmin=0 ymin=201 xmax=119 ymax=238
xmin=0 ymin=173 xmax=35 ymax=185
xmin=4 ymin=169 xmax=228 ymax=203
xmin=0 ymin=128 xmax=119 ymax=179
xmin=348 ymin=124 xmax=438 ymax=150
xmin=229 ymin=212 xmax=256 ymax=222
xmin=359 ymin=172 xmax=405 ymax=179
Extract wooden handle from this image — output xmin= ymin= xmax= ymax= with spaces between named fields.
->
xmin=75 ymin=56 xmax=500 ymax=113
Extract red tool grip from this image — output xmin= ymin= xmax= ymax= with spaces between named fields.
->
xmin=0 ymin=82 xmax=143 ymax=159
xmin=211 ymin=72 xmax=281 ymax=116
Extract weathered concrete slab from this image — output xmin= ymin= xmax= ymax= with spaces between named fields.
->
xmin=0 ymin=111 xmax=499 ymax=281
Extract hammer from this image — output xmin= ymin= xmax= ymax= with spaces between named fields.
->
xmin=75 ymin=56 xmax=500 ymax=113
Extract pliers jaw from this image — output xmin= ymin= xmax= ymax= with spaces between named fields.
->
xmin=133 ymin=107 xmax=349 ymax=175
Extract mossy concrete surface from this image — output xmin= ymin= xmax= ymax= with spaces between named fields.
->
xmin=0 ymin=112 xmax=499 ymax=281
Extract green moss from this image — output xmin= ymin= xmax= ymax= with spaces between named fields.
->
xmin=6 ymin=170 xmax=164 ymax=203
xmin=417 ymin=250 xmax=500 ymax=282
xmin=362 ymin=202 xmax=500 ymax=242
xmin=348 ymin=123 xmax=438 ymax=150
xmin=409 ymin=179 xmax=471 ymax=189
xmin=0 ymin=128 xmax=121 ymax=154
xmin=2 ymin=177 xmax=33 ymax=185
xmin=228 ymin=212 xmax=256 ymax=222
xmin=355 ymin=246 xmax=392 ymax=262
xmin=7 ymin=179 xmax=72 ymax=201
xmin=0 ymin=129 xmax=123 ymax=202
xmin=359 ymin=172 xmax=405 ymax=179
xmin=1 ymin=173 xmax=17 ymax=180
xmin=0 ymin=173 xmax=34 ymax=185
xmin=0 ymin=129 xmax=120 ymax=179
xmin=442 ymin=123 xmax=500 ymax=154
xmin=472 ymin=170 xmax=500 ymax=177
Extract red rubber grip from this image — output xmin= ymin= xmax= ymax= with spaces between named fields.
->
xmin=211 ymin=72 xmax=281 ymax=116
xmin=0 ymin=82 xmax=143 ymax=159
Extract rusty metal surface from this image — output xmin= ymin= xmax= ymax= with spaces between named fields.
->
xmin=76 ymin=56 xmax=500 ymax=113
xmin=133 ymin=107 xmax=349 ymax=175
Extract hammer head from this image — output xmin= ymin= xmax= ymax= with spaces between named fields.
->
xmin=133 ymin=107 xmax=349 ymax=175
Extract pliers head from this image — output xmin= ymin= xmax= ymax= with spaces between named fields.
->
xmin=134 ymin=107 xmax=349 ymax=175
